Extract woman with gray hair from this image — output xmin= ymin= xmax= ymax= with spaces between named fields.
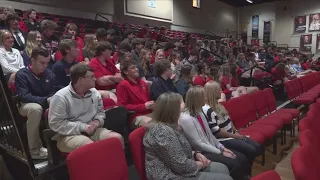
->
xmin=0 ymin=29 xmax=24 ymax=84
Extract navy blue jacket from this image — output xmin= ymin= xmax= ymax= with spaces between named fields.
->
xmin=15 ymin=67 xmax=57 ymax=107
xmin=52 ymin=59 xmax=77 ymax=90
xmin=21 ymin=50 xmax=31 ymax=67
xmin=150 ymin=76 xmax=177 ymax=101
xmin=175 ymin=79 xmax=190 ymax=99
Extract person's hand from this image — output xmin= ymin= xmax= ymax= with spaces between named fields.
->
xmin=170 ymin=74 xmax=176 ymax=80
xmin=84 ymin=124 xmax=95 ymax=135
xmin=223 ymin=148 xmax=236 ymax=159
xmin=89 ymin=120 xmax=100 ymax=131
xmin=145 ymin=80 xmax=153 ymax=87
xmin=145 ymin=101 xmax=155 ymax=109
xmin=234 ymin=133 xmax=245 ymax=140
xmin=196 ymin=161 xmax=204 ymax=170
xmin=196 ymin=153 xmax=211 ymax=168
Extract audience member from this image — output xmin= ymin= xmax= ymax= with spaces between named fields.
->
xmin=139 ymin=48 xmax=154 ymax=81
xmin=82 ymin=34 xmax=97 ymax=63
xmin=22 ymin=9 xmax=41 ymax=32
xmin=52 ymin=39 xmax=79 ymax=90
xmin=41 ymin=20 xmax=58 ymax=60
xmin=49 ymin=63 xmax=124 ymax=153
xmin=64 ymin=23 xmax=84 ymax=50
xmin=6 ymin=13 xmax=26 ymax=51
xmin=21 ymin=30 xmax=44 ymax=66
xmin=180 ymin=48 xmax=198 ymax=74
xmin=15 ymin=48 xmax=56 ymax=159
xmin=193 ymin=62 xmax=209 ymax=86
xmin=0 ymin=30 xmax=24 ymax=84
xmin=121 ymin=29 xmax=135 ymax=46
xmin=0 ymin=7 xmax=7 ymax=30
xmin=175 ymin=64 xmax=193 ymax=98
xmin=163 ymin=41 xmax=175 ymax=58
xmin=131 ymin=38 xmax=144 ymax=77
xmin=150 ymin=60 xmax=177 ymax=100
xmin=117 ymin=59 xmax=153 ymax=128
xmin=143 ymin=92 xmax=233 ymax=180
xmin=154 ymin=48 xmax=166 ymax=62
xmin=180 ymin=86 xmax=250 ymax=180
xmin=203 ymin=81 xmax=262 ymax=177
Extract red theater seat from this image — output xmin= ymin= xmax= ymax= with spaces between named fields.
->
xmin=251 ymin=170 xmax=281 ymax=180
xmin=67 ymin=138 xmax=128 ymax=180
xmin=129 ymin=127 xmax=147 ymax=180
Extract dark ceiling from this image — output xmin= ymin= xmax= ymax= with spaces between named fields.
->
xmin=217 ymin=0 xmax=275 ymax=7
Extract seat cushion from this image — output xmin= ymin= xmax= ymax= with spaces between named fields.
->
xmin=277 ymin=108 xmax=300 ymax=118
xmin=267 ymin=112 xmax=294 ymax=124
xmin=253 ymin=117 xmax=283 ymax=129
xmin=245 ymin=124 xmax=278 ymax=139
xmin=251 ymin=170 xmax=281 ymax=180
xmin=238 ymin=130 xmax=265 ymax=145
xmin=293 ymin=95 xmax=316 ymax=105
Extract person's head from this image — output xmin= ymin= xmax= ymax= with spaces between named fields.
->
xmin=153 ymin=92 xmax=184 ymax=126
xmin=106 ymin=29 xmax=115 ymax=41
xmin=95 ymin=28 xmax=108 ymax=41
xmin=95 ymin=41 xmax=113 ymax=60
xmin=228 ymin=53 xmax=236 ymax=64
xmin=65 ymin=23 xmax=78 ymax=38
xmin=189 ymin=48 xmax=198 ymax=62
xmin=185 ymin=86 xmax=206 ymax=116
xmin=31 ymin=48 xmax=50 ymax=73
xmin=153 ymin=60 xmax=172 ymax=78
xmin=155 ymin=49 xmax=166 ymax=61
xmin=140 ymin=48 xmax=151 ymax=62
xmin=200 ymin=50 xmax=210 ymax=63
xmin=174 ymin=39 xmax=182 ymax=48
xmin=204 ymin=81 xmax=222 ymax=107
xmin=208 ymin=66 xmax=221 ymax=81
xmin=41 ymin=20 xmax=57 ymax=37
xmin=26 ymin=31 xmax=42 ymax=55
xmin=209 ymin=40 xmax=216 ymax=51
xmin=168 ymin=50 xmax=181 ymax=66
xmin=70 ymin=63 xmax=96 ymax=90
xmin=0 ymin=30 xmax=14 ymax=49
xmin=247 ymin=52 xmax=255 ymax=61
xmin=0 ymin=8 xmax=5 ymax=21
xmin=124 ymin=29 xmax=135 ymax=40
xmin=59 ymin=39 xmax=79 ymax=59
xmin=221 ymin=65 xmax=230 ymax=76
xmin=118 ymin=49 xmax=132 ymax=64
xmin=275 ymin=62 xmax=286 ymax=72
xmin=118 ymin=41 xmax=132 ymax=52
xmin=5 ymin=13 xmax=20 ymax=30
xmin=143 ymin=24 xmax=150 ymax=31
xmin=197 ymin=62 xmax=208 ymax=75
xmin=237 ymin=53 xmax=245 ymax=61
xmin=164 ymin=41 xmax=175 ymax=53
xmin=196 ymin=40 xmax=203 ymax=50
xmin=26 ymin=9 xmax=37 ymax=20
xmin=131 ymin=38 xmax=143 ymax=52
xmin=120 ymin=59 xmax=138 ymax=79
xmin=84 ymin=34 xmax=97 ymax=48
xmin=219 ymin=45 xmax=226 ymax=54
xmin=159 ymin=26 xmax=166 ymax=34
xmin=180 ymin=64 xmax=193 ymax=83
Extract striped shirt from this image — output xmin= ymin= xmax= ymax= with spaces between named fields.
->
xmin=202 ymin=104 xmax=233 ymax=139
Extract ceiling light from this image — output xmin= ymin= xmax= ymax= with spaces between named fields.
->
xmin=247 ymin=0 xmax=253 ymax=3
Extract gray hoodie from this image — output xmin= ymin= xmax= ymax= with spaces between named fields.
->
xmin=48 ymin=84 xmax=105 ymax=136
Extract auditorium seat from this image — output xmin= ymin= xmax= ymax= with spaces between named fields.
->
xmin=129 ymin=127 xmax=147 ymax=180
xmin=251 ymin=170 xmax=281 ymax=180
xmin=292 ymin=146 xmax=320 ymax=180
xmin=67 ymin=138 xmax=128 ymax=180
xmin=298 ymin=129 xmax=320 ymax=150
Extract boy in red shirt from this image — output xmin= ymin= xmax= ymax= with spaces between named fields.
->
xmin=89 ymin=41 xmax=122 ymax=102
xmin=116 ymin=59 xmax=153 ymax=127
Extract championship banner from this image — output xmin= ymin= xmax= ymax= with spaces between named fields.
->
xmin=263 ymin=21 xmax=271 ymax=43
xmin=309 ymin=13 xmax=320 ymax=32
xmin=252 ymin=15 xmax=259 ymax=38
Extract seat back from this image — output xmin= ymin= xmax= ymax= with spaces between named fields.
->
xmin=263 ymin=88 xmax=277 ymax=112
xmin=128 ymin=127 xmax=147 ymax=180
xmin=252 ymin=90 xmax=269 ymax=117
xmin=67 ymin=138 xmax=128 ymax=180
xmin=292 ymin=146 xmax=319 ymax=180
xmin=251 ymin=170 xmax=281 ymax=180
xmin=225 ymin=94 xmax=256 ymax=129
xmin=291 ymin=78 xmax=303 ymax=97
xmin=299 ymin=129 xmax=320 ymax=150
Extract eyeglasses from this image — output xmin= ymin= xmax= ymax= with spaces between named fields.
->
xmin=83 ymin=75 xmax=95 ymax=79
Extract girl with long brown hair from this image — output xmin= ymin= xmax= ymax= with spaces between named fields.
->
xmin=139 ymin=48 xmax=154 ymax=81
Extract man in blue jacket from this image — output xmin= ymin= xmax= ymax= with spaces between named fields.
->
xmin=15 ymin=47 xmax=57 ymax=159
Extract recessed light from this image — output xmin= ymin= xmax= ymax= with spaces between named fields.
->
xmin=247 ymin=0 xmax=253 ymax=3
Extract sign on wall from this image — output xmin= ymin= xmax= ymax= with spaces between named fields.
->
xmin=317 ymin=34 xmax=320 ymax=52
xmin=252 ymin=15 xmax=259 ymax=38
xmin=263 ymin=21 xmax=271 ymax=43
xmin=309 ymin=13 xmax=320 ymax=32
xmin=148 ymin=0 xmax=156 ymax=8
xmin=300 ymin=34 xmax=312 ymax=51
xmin=294 ymin=16 xmax=306 ymax=33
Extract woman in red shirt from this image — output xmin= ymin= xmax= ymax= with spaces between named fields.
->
xmin=193 ymin=62 xmax=209 ymax=86
xmin=271 ymin=63 xmax=289 ymax=85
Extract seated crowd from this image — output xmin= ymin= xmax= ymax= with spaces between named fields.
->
xmin=0 ymin=5 xmax=318 ymax=180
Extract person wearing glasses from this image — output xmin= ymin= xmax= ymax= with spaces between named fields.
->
xmin=15 ymin=48 xmax=56 ymax=159
xmin=48 ymin=63 xmax=124 ymax=153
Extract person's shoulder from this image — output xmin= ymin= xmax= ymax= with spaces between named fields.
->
xmin=89 ymin=88 xmax=102 ymax=98
xmin=11 ymin=48 xmax=20 ymax=54
xmin=179 ymin=111 xmax=192 ymax=122
xmin=88 ymin=58 xmax=98 ymax=66
xmin=16 ymin=67 xmax=28 ymax=77
xmin=54 ymin=86 xmax=71 ymax=98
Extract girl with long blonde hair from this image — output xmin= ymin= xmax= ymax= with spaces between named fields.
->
xmin=82 ymin=34 xmax=97 ymax=63
xmin=203 ymin=81 xmax=262 ymax=178
xmin=139 ymin=48 xmax=154 ymax=81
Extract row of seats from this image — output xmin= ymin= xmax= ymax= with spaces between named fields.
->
xmin=285 ymin=71 xmax=320 ymax=105
xmin=15 ymin=8 xmax=208 ymax=40
xmin=293 ymin=99 xmax=320 ymax=180
xmin=66 ymin=131 xmax=281 ymax=180
xmin=219 ymin=88 xmax=299 ymax=164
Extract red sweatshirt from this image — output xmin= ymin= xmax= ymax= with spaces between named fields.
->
xmin=116 ymin=78 xmax=152 ymax=124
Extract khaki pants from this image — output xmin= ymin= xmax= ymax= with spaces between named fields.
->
xmin=18 ymin=103 xmax=43 ymax=150
xmin=56 ymin=128 xmax=112 ymax=153
xmin=133 ymin=113 xmax=153 ymax=128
